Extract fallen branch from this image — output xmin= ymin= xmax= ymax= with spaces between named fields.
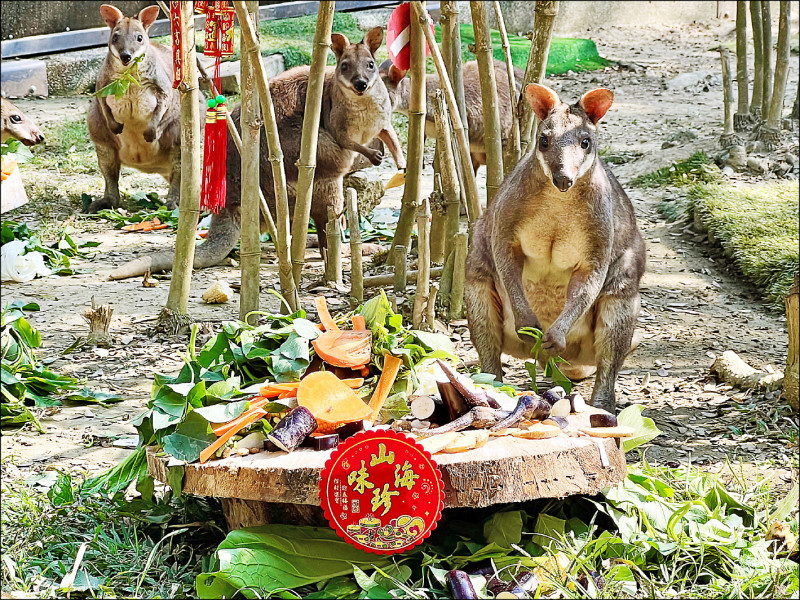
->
xmin=710 ymin=350 xmax=784 ymax=391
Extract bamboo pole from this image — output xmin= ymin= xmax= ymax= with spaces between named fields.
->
xmin=426 ymin=282 xmax=438 ymax=329
xmin=762 ymin=0 xmax=791 ymax=148
xmin=431 ymin=90 xmax=462 ymax=255
xmin=324 ymin=206 xmax=342 ymax=285
xmin=518 ymin=0 xmax=559 ymax=155
xmin=470 ymin=1 xmax=504 ymax=201
xmin=394 ymin=245 xmax=408 ymax=295
xmin=428 ymin=180 xmax=446 ymax=264
xmin=794 ymin=78 xmax=799 ymax=120
xmin=365 ymin=266 xmax=444 ymax=288
xmin=413 ymin=197 xmax=432 ymax=329
xmin=411 ymin=1 xmax=481 ymax=229
xmin=345 ymin=188 xmax=363 ymax=305
xmin=493 ymin=0 xmax=521 ymax=170
xmin=784 ymin=273 xmax=799 ymax=412
xmin=233 ymin=1 xmax=298 ymax=312
xmin=449 ymin=232 xmax=468 ymax=319
xmin=155 ymin=0 xmax=278 ymax=244
xmin=239 ymin=0 xmax=261 ymax=324
xmin=391 ymin=1 xmax=427 ymax=260
xmin=164 ymin=0 xmax=201 ymax=320
xmin=734 ymin=0 xmax=750 ymax=131
xmin=438 ymin=247 xmax=455 ymax=311
xmin=750 ymin=0 xmax=764 ymax=120
xmin=760 ymin=0 xmax=774 ymax=120
xmin=290 ymin=1 xmax=335 ymax=285
xmin=718 ymin=47 xmax=739 ymax=148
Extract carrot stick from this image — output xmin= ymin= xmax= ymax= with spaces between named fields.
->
xmin=315 ymin=296 xmax=341 ymax=333
xmin=211 ymin=398 xmax=270 ymax=437
xmin=260 ymin=382 xmax=301 ymax=395
xmin=352 ymin=314 xmax=367 ymax=331
xmin=366 ymin=354 xmax=403 ymax=425
xmin=278 ymin=390 xmax=296 ymax=399
xmin=201 ymin=408 xmax=267 ymax=463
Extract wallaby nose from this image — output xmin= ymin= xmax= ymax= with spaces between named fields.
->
xmin=120 ymin=52 xmax=132 ymax=65
xmin=353 ymin=78 xmax=368 ymax=93
xmin=553 ymin=173 xmax=574 ymax=192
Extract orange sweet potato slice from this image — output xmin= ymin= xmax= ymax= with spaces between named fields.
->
xmin=296 ymin=371 xmax=373 ymax=431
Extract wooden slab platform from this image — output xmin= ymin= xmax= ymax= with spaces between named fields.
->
xmin=147 ymin=409 xmax=626 ymax=518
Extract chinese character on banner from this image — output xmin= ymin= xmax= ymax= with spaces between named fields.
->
xmin=320 ymin=430 xmax=444 ymax=555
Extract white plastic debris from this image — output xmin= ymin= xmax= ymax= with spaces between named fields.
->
xmin=1 ymin=239 xmax=51 ymax=282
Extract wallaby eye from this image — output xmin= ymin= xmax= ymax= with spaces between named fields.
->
xmin=341 ymin=63 xmax=349 ymax=72
xmin=539 ymin=135 xmax=549 ymax=149
xmin=581 ymin=138 xmax=590 ymax=150
xmin=10 ymin=115 xmax=22 ymax=123
xmin=368 ymin=61 xmax=375 ymax=69
xmin=136 ymin=35 xmax=143 ymax=42
xmin=112 ymin=33 xmax=118 ymax=41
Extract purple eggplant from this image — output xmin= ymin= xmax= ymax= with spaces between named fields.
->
xmin=446 ymin=570 xmax=478 ymax=599
xmin=267 ymin=406 xmax=317 ymax=452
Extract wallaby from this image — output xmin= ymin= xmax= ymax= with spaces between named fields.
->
xmin=109 ymin=27 xmax=405 ymax=280
xmin=1 ymin=98 xmax=45 ymax=146
xmin=381 ymin=59 xmax=523 ymax=172
xmin=464 ymin=84 xmax=646 ymax=413
xmin=86 ymin=4 xmax=180 ymax=213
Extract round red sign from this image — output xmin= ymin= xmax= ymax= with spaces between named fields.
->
xmin=320 ymin=429 xmax=444 ymax=555
xmin=386 ymin=2 xmax=437 ymax=72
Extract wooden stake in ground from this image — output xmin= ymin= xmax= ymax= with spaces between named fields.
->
xmin=449 ymin=232 xmax=468 ymax=319
xmin=783 ymin=274 xmax=799 ymax=412
xmin=761 ymin=0 xmax=791 ymax=149
xmin=161 ymin=0 xmax=201 ymax=330
xmin=345 ymin=188 xmax=363 ymax=305
xmin=413 ymin=197 xmax=432 ymax=329
xmin=431 ymin=90 xmax=462 ymax=255
xmin=324 ymin=206 xmax=343 ymax=285
xmin=718 ymin=47 xmax=740 ymax=148
xmin=493 ymin=0 xmax=521 ymax=170
xmin=290 ymin=1 xmax=335 ymax=284
xmin=759 ymin=1 xmax=774 ymax=121
xmin=750 ymin=0 xmax=765 ymax=120
xmin=233 ymin=1 xmax=298 ymax=312
xmin=84 ymin=297 xmax=113 ymax=346
xmin=239 ymin=0 xmax=261 ymax=325
xmin=518 ymin=0 xmax=559 ymax=154
xmin=470 ymin=1 xmax=504 ymax=201
xmin=391 ymin=1 xmax=427 ymax=260
xmin=394 ymin=244 xmax=408 ymax=295
xmin=734 ymin=0 xmax=750 ymax=131
xmin=412 ymin=1 xmax=481 ymax=228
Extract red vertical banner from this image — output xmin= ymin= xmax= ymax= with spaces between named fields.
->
xmin=217 ymin=6 xmax=235 ymax=57
xmin=170 ymin=1 xmax=184 ymax=89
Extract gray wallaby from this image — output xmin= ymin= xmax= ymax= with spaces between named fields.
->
xmin=464 ymin=83 xmax=646 ymax=413
xmin=109 ymin=27 xmax=405 ymax=280
xmin=86 ymin=4 xmax=180 ymax=214
xmin=1 ymin=98 xmax=45 ymax=146
xmin=381 ymin=58 xmax=523 ymax=172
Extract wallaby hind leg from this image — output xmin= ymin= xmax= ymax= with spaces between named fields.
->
xmin=88 ymin=144 xmax=121 ymax=213
xmin=591 ymin=292 xmax=640 ymax=413
xmin=465 ymin=275 xmax=505 ymax=380
xmin=164 ymin=145 xmax=181 ymax=209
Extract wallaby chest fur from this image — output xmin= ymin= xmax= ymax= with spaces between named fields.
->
xmin=465 ymin=84 xmax=645 ymax=413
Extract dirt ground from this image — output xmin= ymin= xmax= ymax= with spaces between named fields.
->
xmin=2 ymin=19 xmax=798 ymax=491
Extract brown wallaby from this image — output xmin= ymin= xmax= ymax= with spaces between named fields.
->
xmin=381 ymin=58 xmax=523 ymax=172
xmin=86 ymin=4 xmax=180 ymax=214
xmin=109 ymin=27 xmax=405 ymax=280
xmin=464 ymin=84 xmax=646 ymax=413
xmin=1 ymin=98 xmax=45 ymax=146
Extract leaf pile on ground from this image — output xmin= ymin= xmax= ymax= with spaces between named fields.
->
xmin=1 ymin=220 xmax=100 ymax=275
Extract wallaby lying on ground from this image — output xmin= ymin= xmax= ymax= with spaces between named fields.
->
xmin=1 ymin=98 xmax=45 ymax=146
xmin=109 ymin=27 xmax=405 ymax=279
xmin=464 ymin=84 xmax=646 ymax=413
xmin=86 ymin=4 xmax=180 ymax=214
xmin=381 ymin=59 xmax=523 ymax=172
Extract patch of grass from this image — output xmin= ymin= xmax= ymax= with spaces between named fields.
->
xmin=1 ymin=467 xmax=224 ymax=598
xmin=26 ymin=118 xmax=97 ymax=175
xmin=689 ymin=180 xmax=799 ymax=307
xmin=632 ymin=151 xmax=721 ymax=188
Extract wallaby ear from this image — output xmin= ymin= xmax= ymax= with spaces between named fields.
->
xmin=331 ymin=33 xmax=350 ymax=59
xmin=100 ymin=4 xmax=124 ymax=29
xmin=579 ymin=88 xmax=614 ymax=124
xmin=388 ymin=65 xmax=407 ymax=85
xmin=362 ymin=27 xmax=384 ymax=56
xmin=524 ymin=84 xmax=561 ymax=121
xmin=137 ymin=5 xmax=161 ymax=31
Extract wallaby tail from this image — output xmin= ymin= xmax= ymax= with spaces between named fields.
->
xmin=107 ymin=206 xmax=241 ymax=280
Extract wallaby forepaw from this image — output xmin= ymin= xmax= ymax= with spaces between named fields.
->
xmin=143 ymin=127 xmax=156 ymax=143
xmin=109 ymin=121 xmax=124 ymax=135
xmin=369 ymin=150 xmax=383 ymax=166
xmin=542 ymin=328 xmax=567 ymax=356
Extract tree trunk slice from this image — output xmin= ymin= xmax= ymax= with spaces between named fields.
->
xmin=147 ymin=409 xmax=625 ymax=519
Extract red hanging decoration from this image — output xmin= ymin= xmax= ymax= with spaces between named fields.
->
xmin=169 ymin=1 xmax=184 ymax=89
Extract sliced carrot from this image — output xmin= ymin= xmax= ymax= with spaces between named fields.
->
xmin=278 ymin=390 xmax=296 ymax=399
xmin=200 ymin=408 xmax=267 ymax=463
xmin=211 ymin=398 xmax=269 ymax=437
xmin=315 ymin=296 xmax=341 ymax=333
xmin=352 ymin=314 xmax=367 ymax=331
xmin=313 ymin=330 xmax=371 ymax=368
xmin=260 ymin=381 xmax=301 ymax=396
xmin=366 ymin=354 xmax=403 ymax=425
xmin=359 ymin=366 xmax=370 ymax=378
xmin=297 ymin=371 xmax=373 ymax=431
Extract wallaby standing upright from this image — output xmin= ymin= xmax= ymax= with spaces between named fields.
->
xmin=381 ymin=59 xmax=523 ymax=172
xmin=87 ymin=4 xmax=180 ymax=213
xmin=1 ymin=98 xmax=45 ymax=146
xmin=109 ymin=27 xmax=405 ymax=279
xmin=464 ymin=84 xmax=646 ymax=413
